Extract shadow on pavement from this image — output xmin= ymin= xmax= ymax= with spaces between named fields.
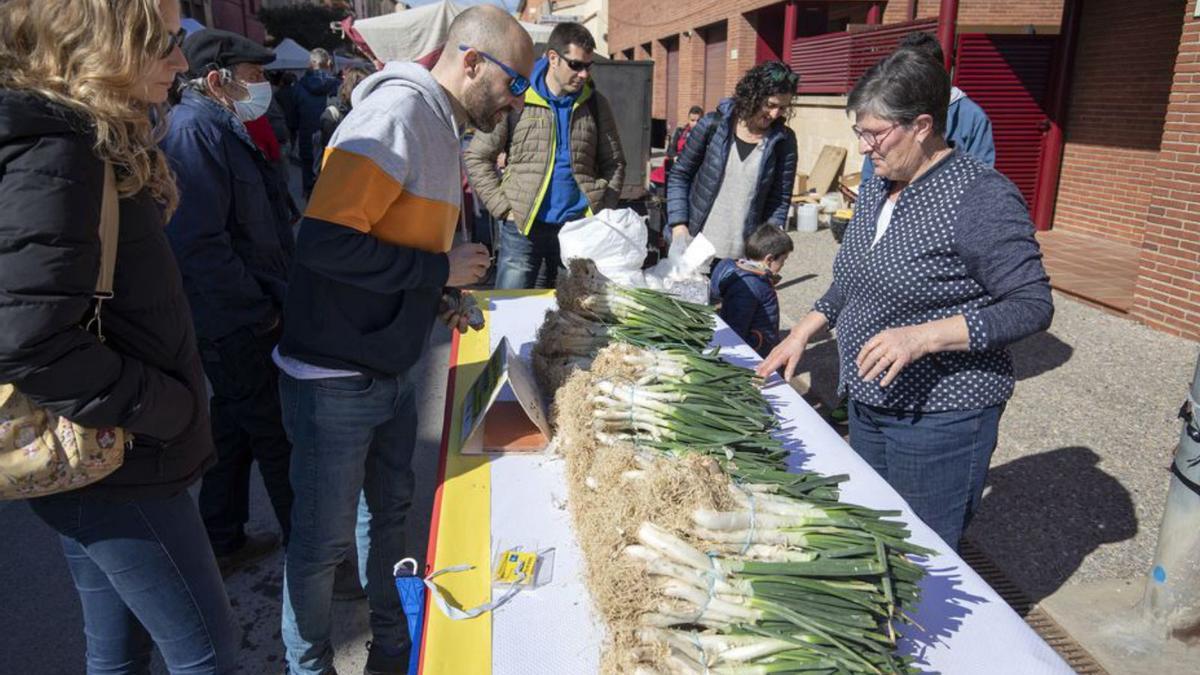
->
xmin=1010 ymin=331 xmax=1075 ymax=381
xmin=968 ymin=446 xmax=1137 ymax=603
xmin=775 ymin=273 xmax=819 ymax=292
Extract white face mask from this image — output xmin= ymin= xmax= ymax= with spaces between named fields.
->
xmin=232 ymin=81 xmax=273 ymax=122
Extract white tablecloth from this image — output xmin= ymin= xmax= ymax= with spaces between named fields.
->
xmin=481 ymin=293 xmax=1071 ymax=675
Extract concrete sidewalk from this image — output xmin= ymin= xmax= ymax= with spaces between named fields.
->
xmin=775 ymin=227 xmax=1199 ymax=671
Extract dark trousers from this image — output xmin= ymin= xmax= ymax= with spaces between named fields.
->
xmin=495 ymin=218 xmax=565 ymax=289
xmin=29 ymin=491 xmax=241 ymax=674
xmin=198 ymin=326 xmax=293 ymax=555
xmin=279 ymin=372 xmax=417 ymax=674
xmin=848 ymin=400 xmax=1005 ymax=551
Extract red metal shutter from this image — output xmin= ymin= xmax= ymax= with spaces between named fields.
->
xmin=847 ymin=19 xmax=938 ymax=85
xmin=703 ymin=23 xmax=728 ymax=112
xmin=954 ymin=34 xmax=1056 ymax=209
xmin=790 ymin=32 xmax=852 ymax=94
xmin=789 ymin=19 xmax=937 ymax=95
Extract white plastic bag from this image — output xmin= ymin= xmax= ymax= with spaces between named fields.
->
xmin=558 ymin=208 xmax=647 ymax=287
xmin=644 ymin=232 xmax=716 ymax=304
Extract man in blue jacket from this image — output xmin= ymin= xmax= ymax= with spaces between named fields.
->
xmin=860 ymin=31 xmax=995 ymax=181
xmin=162 ymin=30 xmax=295 ymax=572
xmin=464 ymin=22 xmax=625 ymax=289
xmin=667 ymin=61 xmax=799 ymax=261
xmin=293 ymin=48 xmax=341 ymax=197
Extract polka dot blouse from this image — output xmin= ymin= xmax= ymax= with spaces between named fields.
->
xmin=814 ymin=151 xmax=1053 ymax=412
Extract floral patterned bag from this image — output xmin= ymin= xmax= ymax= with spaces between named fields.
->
xmin=0 ymin=163 xmax=127 ymax=500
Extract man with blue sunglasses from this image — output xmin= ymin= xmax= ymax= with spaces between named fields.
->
xmin=465 ymin=21 xmax=626 ymax=289
xmin=274 ymin=7 xmax=533 ymax=674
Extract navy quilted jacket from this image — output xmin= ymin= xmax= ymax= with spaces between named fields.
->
xmin=710 ymin=258 xmax=781 ymax=357
xmin=666 ymin=98 xmax=798 ymax=238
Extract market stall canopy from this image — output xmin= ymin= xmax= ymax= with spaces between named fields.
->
xmin=264 ymin=38 xmax=311 ymax=71
xmin=355 ymin=0 xmax=553 ymax=64
xmin=335 ymin=54 xmax=373 ymax=71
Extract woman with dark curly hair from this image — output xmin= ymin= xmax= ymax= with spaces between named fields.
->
xmin=666 ymin=61 xmax=799 ymax=260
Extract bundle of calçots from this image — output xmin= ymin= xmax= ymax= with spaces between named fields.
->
xmin=532 ymin=259 xmax=714 ymax=395
xmin=536 ymin=263 xmax=931 ymax=674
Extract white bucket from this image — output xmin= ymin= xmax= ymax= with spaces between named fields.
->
xmin=794 ymin=203 xmax=820 ymax=233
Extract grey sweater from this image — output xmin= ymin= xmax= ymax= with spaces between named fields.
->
xmin=815 ymin=151 xmax=1053 ymax=412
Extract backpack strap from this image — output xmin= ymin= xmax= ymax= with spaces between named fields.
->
xmin=87 ymin=163 xmax=119 ymax=341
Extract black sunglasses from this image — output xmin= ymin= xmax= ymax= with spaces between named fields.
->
xmin=556 ymin=54 xmax=593 ymax=72
xmin=160 ymin=28 xmax=187 ymax=58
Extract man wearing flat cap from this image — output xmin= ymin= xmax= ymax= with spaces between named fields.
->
xmin=161 ymin=29 xmax=295 ymax=574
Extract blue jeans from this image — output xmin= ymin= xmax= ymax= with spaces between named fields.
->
xmin=494 ymin=218 xmax=565 ymax=289
xmin=279 ymin=372 xmax=417 ymax=674
xmin=847 ymin=401 xmax=1005 ymax=551
xmin=28 ymin=491 xmax=240 ymax=674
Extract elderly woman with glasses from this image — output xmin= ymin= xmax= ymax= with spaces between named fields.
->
xmin=757 ymin=49 xmax=1053 ymax=551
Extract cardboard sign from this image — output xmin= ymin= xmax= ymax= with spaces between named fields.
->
xmin=459 ymin=337 xmax=552 ymax=454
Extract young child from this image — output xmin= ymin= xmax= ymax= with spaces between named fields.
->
xmin=710 ymin=224 xmax=794 ymax=357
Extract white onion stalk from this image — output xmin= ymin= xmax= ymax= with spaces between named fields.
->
xmin=596 ymin=381 xmax=684 ymax=404
xmin=693 ymin=508 xmax=816 ymax=531
xmin=701 ymin=543 xmax=817 ymax=562
xmin=638 ymin=628 xmax=796 ymax=666
xmin=693 ymin=526 xmax=811 ymax=548
xmin=637 ymin=522 xmax=718 ymax=573
xmin=623 ymin=546 xmax=747 ymax=596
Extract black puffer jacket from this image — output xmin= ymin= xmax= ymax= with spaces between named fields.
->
xmin=0 ymin=91 xmax=214 ymax=500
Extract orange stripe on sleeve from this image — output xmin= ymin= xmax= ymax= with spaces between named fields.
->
xmin=305 ymin=147 xmax=403 ymax=234
xmin=305 ymin=147 xmax=459 ymax=253
xmin=372 ymin=191 xmax=458 ymax=253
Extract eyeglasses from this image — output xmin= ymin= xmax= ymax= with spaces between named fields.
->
xmin=559 ymin=55 xmax=593 ymax=72
xmin=852 ymin=122 xmax=901 ymax=148
xmin=160 ymin=28 xmax=187 ymax=58
xmin=459 ymin=45 xmax=529 ymax=97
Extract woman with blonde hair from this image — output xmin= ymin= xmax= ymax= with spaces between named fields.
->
xmin=0 ymin=1 xmax=240 ymax=671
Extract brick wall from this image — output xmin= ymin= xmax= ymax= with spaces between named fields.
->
xmin=1130 ymin=0 xmax=1200 ymax=341
xmin=680 ymin=29 xmax=707 ymax=124
xmin=729 ymin=12 xmax=759 ymax=94
xmin=611 ymin=0 xmax=1065 ymax=124
xmin=1051 ymin=0 xmax=1182 ymax=246
xmin=881 ymin=0 xmax=1062 ymax=25
xmin=650 ymin=40 xmax=667 ymax=119
xmin=519 ymin=0 xmax=548 ymax=22
xmin=609 ymin=0 xmax=783 ymax=52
